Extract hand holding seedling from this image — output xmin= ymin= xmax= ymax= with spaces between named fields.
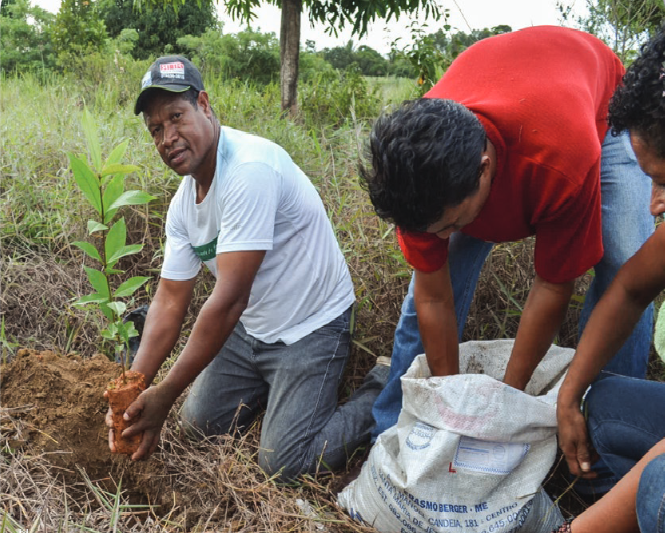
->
xmin=105 ymin=383 xmax=178 ymax=460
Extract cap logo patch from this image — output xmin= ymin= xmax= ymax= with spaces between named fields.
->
xmin=159 ymin=61 xmax=185 ymax=79
xmin=141 ymin=70 xmax=152 ymax=89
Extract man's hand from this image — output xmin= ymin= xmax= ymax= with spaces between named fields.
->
xmin=104 ymin=384 xmax=178 ymax=461
xmin=556 ymin=400 xmax=598 ymax=479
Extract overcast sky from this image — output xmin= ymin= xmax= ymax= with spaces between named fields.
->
xmin=32 ymin=0 xmax=587 ymax=55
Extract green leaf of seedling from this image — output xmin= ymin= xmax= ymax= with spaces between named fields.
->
xmin=87 ymin=220 xmax=108 ymax=234
xmin=107 ymin=245 xmax=142 ymax=269
xmin=105 ymin=139 xmax=129 ymax=167
xmin=74 ymin=293 xmax=109 ymax=306
xmin=84 ymin=266 xmax=110 ymax=299
xmin=655 ymin=303 xmax=665 ymax=364
xmin=101 ymin=164 xmax=140 ymax=177
xmin=72 ymin=241 xmax=102 ymax=262
xmin=107 ymin=301 xmax=127 ymax=317
xmin=106 ymin=268 xmax=125 ymax=275
xmin=82 ymin=107 xmax=102 ymax=173
xmin=103 ymin=173 xmax=124 ymax=223
xmin=100 ymin=301 xmax=114 ymax=322
xmin=105 ymin=218 xmax=127 ymax=264
xmin=101 ymin=322 xmax=119 ymax=339
xmin=118 ymin=321 xmax=139 ymax=345
xmin=114 ymin=276 xmax=149 ymax=298
xmin=69 ymin=153 xmax=102 ymax=214
xmin=108 ymin=190 xmax=156 ymax=211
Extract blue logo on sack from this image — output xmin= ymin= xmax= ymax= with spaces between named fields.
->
xmin=406 ymin=421 xmax=436 ymax=450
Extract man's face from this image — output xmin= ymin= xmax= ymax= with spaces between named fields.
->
xmin=630 ymin=132 xmax=665 ymax=217
xmin=425 ymin=160 xmax=493 ymax=240
xmin=143 ymin=90 xmax=216 ymax=178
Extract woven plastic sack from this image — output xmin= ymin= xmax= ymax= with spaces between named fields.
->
xmin=338 ymin=339 xmax=572 ymax=533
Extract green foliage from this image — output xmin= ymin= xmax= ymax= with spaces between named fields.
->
xmin=393 ymin=20 xmax=513 ymax=94
xmin=51 ymin=0 xmax=107 ymax=63
xmin=224 ymin=0 xmax=441 ymax=40
xmin=299 ymin=63 xmax=382 ymax=126
xmin=558 ymin=0 xmax=665 ymax=62
xmin=322 ymin=40 xmax=389 ymax=76
xmin=99 ymin=0 xmax=217 ymax=60
xmin=178 ymin=27 xmax=280 ymax=85
xmin=69 ymin=108 xmax=155 ymax=370
xmin=0 ymin=0 xmax=56 ymax=74
xmin=655 ymin=302 xmax=665 ymax=364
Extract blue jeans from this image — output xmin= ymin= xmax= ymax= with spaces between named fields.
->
xmin=638 ymin=454 xmax=665 ymax=533
xmin=371 ymin=129 xmax=654 ymax=440
xmin=181 ymin=306 xmax=389 ymax=481
xmin=585 ymin=375 xmax=665 ymax=532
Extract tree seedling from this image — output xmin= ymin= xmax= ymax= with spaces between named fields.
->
xmin=69 ymin=108 xmax=154 ymax=380
xmin=69 ymin=108 xmax=154 ymax=455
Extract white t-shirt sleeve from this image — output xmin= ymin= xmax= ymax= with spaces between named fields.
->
xmin=216 ymin=162 xmax=280 ymax=253
xmin=161 ymin=205 xmax=201 ymax=280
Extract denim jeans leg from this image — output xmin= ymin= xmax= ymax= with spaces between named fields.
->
xmin=637 ymin=454 xmax=665 ymax=533
xmin=579 ymin=129 xmax=654 ymax=379
xmin=180 ymin=322 xmax=269 ymax=437
xmin=585 ymin=375 xmax=665 ymax=479
xmin=370 ymin=232 xmax=493 ymax=440
xmin=257 ymin=307 xmax=384 ymax=481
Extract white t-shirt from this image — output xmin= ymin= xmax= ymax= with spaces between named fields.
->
xmin=161 ymin=126 xmax=355 ymax=344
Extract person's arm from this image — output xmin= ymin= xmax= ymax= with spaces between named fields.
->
xmin=558 ymin=225 xmax=665 ymax=477
xmin=121 ymin=250 xmax=266 ymax=460
xmin=130 ymin=277 xmax=197 ymax=386
xmin=503 ymin=275 xmax=575 ymax=390
xmin=569 ymin=437 xmax=665 ymax=533
xmin=414 ymin=262 xmax=459 ymax=376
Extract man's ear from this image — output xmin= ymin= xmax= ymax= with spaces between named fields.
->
xmin=197 ymin=91 xmax=212 ymax=118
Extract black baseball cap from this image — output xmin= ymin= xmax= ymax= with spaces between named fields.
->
xmin=134 ymin=55 xmax=205 ymax=115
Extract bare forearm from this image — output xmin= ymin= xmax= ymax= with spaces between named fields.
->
xmin=158 ymin=297 xmax=245 ymax=398
xmin=504 ymin=276 xmax=574 ymax=390
xmin=131 ymin=296 xmax=189 ymax=385
xmin=418 ymin=300 xmax=459 ymax=376
xmin=559 ymin=283 xmax=647 ymax=407
xmin=572 ymin=438 xmax=665 ymax=533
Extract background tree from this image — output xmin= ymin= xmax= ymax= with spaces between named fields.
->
xmin=178 ymin=27 xmax=280 ymax=84
xmin=322 ymin=40 xmax=388 ymax=76
xmin=99 ymin=0 xmax=217 ymax=60
xmin=51 ymin=0 xmax=107 ymax=62
xmin=0 ymin=0 xmax=55 ymax=73
xmin=222 ymin=0 xmax=442 ymax=114
xmin=558 ymin=0 xmax=665 ymax=61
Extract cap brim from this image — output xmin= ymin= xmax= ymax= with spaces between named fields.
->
xmin=134 ymin=84 xmax=191 ymax=115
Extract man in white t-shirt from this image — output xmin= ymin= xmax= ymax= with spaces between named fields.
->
xmin=106 ymin=56 xmax=388 ymax=480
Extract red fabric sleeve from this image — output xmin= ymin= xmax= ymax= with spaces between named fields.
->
xmin=397 ymin=228 xmax=449 ymax=272
xmin=534 ymin=161 xmax=603 ymax=284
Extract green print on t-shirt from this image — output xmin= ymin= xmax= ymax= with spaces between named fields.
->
xmin=192 ymin=236 xmax=218 ymax=262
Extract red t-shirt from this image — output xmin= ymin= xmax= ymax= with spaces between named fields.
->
xmin=398 ymin=26 xmax=625 ymax=284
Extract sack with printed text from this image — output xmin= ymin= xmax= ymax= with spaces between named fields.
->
xmin=338 ymin=339 xmax=572 ymax=533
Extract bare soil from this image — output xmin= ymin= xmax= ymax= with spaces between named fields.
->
xmin=2 ymin=350 xmax=177 ymax=513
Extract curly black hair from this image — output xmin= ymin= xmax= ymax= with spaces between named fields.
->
xmin=360 ymin=98 xmax=486 ymax=232
xmin=609 ymin=28 xmax=665 ymax=158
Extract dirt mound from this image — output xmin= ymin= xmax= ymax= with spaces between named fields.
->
xmin=1 ymin=350 xmax=168 ymax=504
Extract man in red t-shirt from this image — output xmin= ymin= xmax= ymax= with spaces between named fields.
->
xmin=366 ymin=26 xmax=654 ymax=442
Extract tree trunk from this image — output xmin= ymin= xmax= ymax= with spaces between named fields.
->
xmin=279 ymin=0 xmax=301 ymax=115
